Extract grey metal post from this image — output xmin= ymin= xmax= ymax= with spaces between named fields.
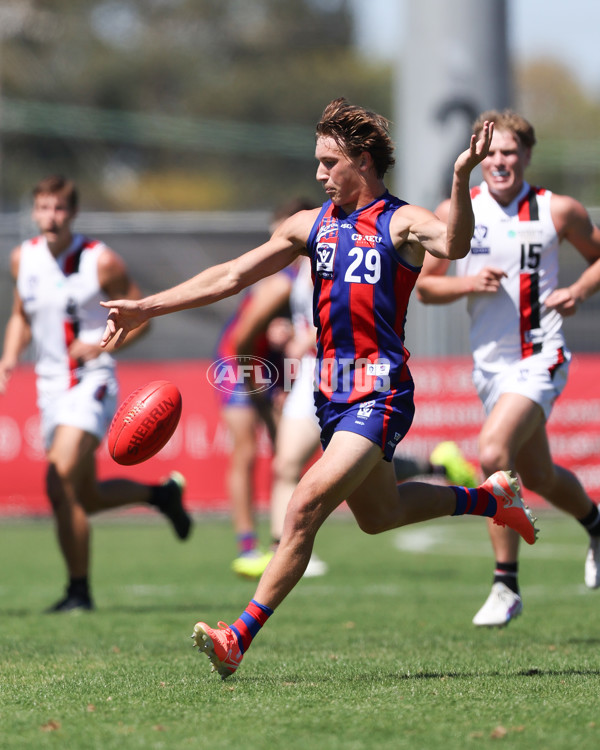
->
xmin=394 ymin=0 xmax=510 ymax=357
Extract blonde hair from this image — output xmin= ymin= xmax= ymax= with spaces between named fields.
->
xmin=473 ymin=109 xmax=536 ymax=150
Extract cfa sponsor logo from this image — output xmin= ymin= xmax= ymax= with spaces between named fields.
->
xmin=207 ymin=356 xmax=279 ymax=395
xmin=351 ymin=233 xmax=382 ymax=244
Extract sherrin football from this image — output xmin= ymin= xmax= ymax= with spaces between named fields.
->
xmin=107 ymin=380 xmax=182 ymax=465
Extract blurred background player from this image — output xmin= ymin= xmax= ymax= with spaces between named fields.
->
xmin=214 ymin=200 xmax=300 ymax=575
xmin=418 ymin=110 xmax=600 ymax=627
xmin=227 ymin=197 xmax=331 ymax=580
xmin=0 ymin=176 xmax=192 ymax=613
xmin=394 ymin=441 xmax=477 ymax=487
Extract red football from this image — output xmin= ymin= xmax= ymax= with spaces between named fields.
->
xmin=107 ymin=380 xmax=182 ymax=465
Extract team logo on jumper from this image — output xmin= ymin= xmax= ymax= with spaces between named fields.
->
xmin=317 ymin=217 xmax=338 ymax=241
xmin=356 ymin=400 xmax=375 ymax=420
xmin=315 ymin=217 xmax=338 ymax=279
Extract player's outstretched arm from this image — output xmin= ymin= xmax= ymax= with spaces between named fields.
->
xmin=100 ymin=259 xmax=258 ymax=350
xmin=101 ymin=214 xmax=312 ymax=349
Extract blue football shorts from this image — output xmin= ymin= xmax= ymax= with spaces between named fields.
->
xmin=314 ymin=384 xmax=415 ymax=461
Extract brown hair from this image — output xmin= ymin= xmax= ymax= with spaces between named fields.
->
xmin=316 ymin=97 xmax=395 ymax=178
xmin=473 ymin=109 xmax=536 ymax=150
xmin=32 ymin=175 xmax=79 ymax=211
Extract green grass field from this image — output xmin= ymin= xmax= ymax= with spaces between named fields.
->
xmin=1 ymin=511 xmax=599 ymax=750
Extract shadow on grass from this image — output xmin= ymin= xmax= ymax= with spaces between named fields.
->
xmin=0 ymin=603 xmax=205 ymax=617
xmin=391 ymin=667 xmax=600 ymax=680
xmin=233 ymin=665 xmax=600 ymax=687
xmin=566 ymin=637 xmax=600 ymax=646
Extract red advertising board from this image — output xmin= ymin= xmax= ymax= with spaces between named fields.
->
xmin=1 ymin=356 xmax=599 ymax=515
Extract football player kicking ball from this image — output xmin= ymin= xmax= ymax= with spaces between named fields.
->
xmin=101 ymin=99 xmax=537 ymax=678
xmin=0 ymin=176 xmax=192 ymax=613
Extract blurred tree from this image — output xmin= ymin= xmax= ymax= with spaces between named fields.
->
xmin=1 ymin=2 xmax=598 ymax=210
xmin=515 ymin=60 xmax=600 ymax=204
xmin=0 ymin=0 xmax=392 ymax=210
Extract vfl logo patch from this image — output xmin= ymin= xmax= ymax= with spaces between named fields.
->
xmin=471 ymin=224 xmax=490 ymax=255
xmin=315 ymin=217 xmax=338 ymax=280
xmin=473 ymin=224 xmax=488 ymax=241
xmin=316 ymin=242 xmax=336 ymax=279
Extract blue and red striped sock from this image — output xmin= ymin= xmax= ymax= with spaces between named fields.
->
xmin=451 ymin=486 xmax=497 ymax=517
xmin=230 ymin=599 xmax=273 ymax=654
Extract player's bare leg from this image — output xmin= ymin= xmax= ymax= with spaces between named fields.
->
xmin=475 ymin=392 xmax=595 ymax=625
xmin=52 ymin=430 xmax=191 ymax=540
xmin=255 ymin=432 xmax=386 ymax=609
xmin=255 ymin=430 xmax=524 ymax=610
xmin=270 ymin=415 xmax=321 ymax=541
xmin=45 ymin=425 xmax=97 ymax=611
xmin=223 ymin=405 xmax=261 ymax=557
xmin=193 ymin=431 xmax=535 ymax=675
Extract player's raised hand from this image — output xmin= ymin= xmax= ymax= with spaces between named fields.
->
xmin=100 ymin=299 xmax=147 ymax=349
xmin=454 ymin=120 xmax=494 ymax=177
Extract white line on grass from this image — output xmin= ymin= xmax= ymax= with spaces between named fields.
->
xmin=393 ymin=525 xmax=587 ymax=559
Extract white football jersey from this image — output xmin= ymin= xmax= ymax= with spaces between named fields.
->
xmin=289 ymin=256 xmax=315 ymax=337
xmin=17 ymin=233 xmax=115 ymax=396
xmin=455 ymin=181 xmax=566 ymax=371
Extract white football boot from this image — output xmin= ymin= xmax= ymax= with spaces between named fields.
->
xmin=472 ymin=582 xmax=523 ymax=627
xmin=585 ymin=535 xmax=600 ymax=589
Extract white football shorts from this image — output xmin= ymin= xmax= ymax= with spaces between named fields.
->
xmin=282 ymin=355 xmax=319 ymax=423
xmin=472 ymin=348 xmax=571 ymax=421
xmin=38 ymin=369 xmax=118 ymax=450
